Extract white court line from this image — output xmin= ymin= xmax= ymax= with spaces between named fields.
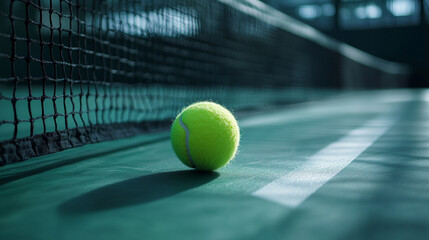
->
xmin=252 ymin=116 xmax=395 ymax=207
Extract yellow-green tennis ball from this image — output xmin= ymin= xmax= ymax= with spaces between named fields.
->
xmin=171 ymin=101 xmax=240 ymax=171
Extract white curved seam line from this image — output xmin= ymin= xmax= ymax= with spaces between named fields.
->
xmin=179 ymin=115 xmax=196 ymax=168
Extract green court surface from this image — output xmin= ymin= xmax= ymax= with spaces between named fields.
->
xmin=1 ymin=89 xmax=429 ymax=240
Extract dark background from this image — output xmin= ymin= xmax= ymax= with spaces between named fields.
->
xmin=263 ymin=0 xmax=429 ymax=87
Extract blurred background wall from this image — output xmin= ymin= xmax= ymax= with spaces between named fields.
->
xmin=262 ymin=0 xmax=429 ymax=87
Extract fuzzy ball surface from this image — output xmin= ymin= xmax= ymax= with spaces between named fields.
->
xmin=171 ymin=102 xmax=240 ymax=171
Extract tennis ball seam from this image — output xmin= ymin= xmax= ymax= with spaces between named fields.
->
xmin=178 ymin=114 xmax=196 ymax=168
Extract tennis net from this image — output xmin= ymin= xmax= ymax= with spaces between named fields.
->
xmin=0 ymin=0 xmax=410 ymax=165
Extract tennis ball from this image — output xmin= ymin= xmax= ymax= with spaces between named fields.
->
xmin=171 ymin=101 xmax=240 ymax=171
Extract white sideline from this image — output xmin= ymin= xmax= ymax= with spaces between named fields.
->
xmin=252 ymin=116 xmax=395 ymax=207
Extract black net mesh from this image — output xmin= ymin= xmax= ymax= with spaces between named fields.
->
xmin=0 ymin=0 xmax=410 ymax=166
